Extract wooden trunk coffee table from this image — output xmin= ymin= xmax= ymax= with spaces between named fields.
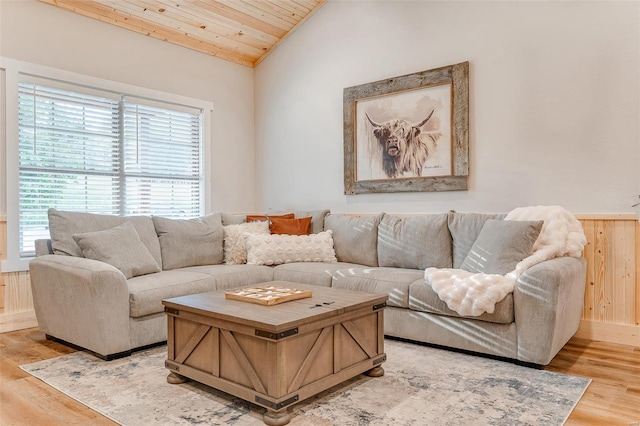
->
xmin=163 ymin=281 xmax=387 ymax=425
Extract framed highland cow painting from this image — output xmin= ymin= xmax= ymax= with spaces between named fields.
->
xmin=343 ymin=61 xmax=469 ymax=194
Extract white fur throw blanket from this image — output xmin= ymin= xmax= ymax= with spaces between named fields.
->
xmin=424 ymin=206 xmax=587 ymax=317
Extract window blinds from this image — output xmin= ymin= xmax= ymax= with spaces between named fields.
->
xmin=17 ymin=82 xmax=203 ymax=256
xmin=122 ymin=101 xmax=202 ymax=218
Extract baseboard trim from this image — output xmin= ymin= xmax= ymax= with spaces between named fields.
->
xmin=575 ymin=319 xmax=640 ymax=346
xmin=0 ymin=310 xmax=38 ymax=333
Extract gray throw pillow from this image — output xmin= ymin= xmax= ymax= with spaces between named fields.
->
xmin=152 ymin=213 xmax=224 ymax=270
xmin=73 ymin=222 xmax=161 ymax=279
xmin=221 ymin=212 xmax=246 ymax=226
xmin=295 ymin=209 xmax=330 ymax=234
xmin=447 ymin=211 xmax=506 ymax=268
xmin=377 ymin=213 xmax=452 ymax=269
xmin=460 ymin=219 xmax=543 ymax=275
xmin=324 ymin=213 xmax=383 ymax=267
xmin=48 ymin=208 xmax=162 ymax=266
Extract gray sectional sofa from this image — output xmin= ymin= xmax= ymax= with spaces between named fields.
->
xmin=29 ymin=208 xmax=586 ymax=366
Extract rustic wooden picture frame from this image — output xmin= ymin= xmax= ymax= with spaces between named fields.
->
xmin=343 ymin=61 xmax=469 ymax=194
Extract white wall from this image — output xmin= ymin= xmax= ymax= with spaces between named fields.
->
xmin=0 ymin=0 xmax=256 ymax=216
xmin=255 ymin=0 xmax=640 ymax=214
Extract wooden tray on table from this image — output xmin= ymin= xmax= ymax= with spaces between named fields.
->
xmin=225 ymin=285 xmax=313 ymax=306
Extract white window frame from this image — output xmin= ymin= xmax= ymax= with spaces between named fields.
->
xmin=0 ymin=57 xmax=213 ymax=272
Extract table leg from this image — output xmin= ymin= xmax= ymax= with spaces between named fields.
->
xmin=263 ymin=409 xmax=291 ymax=426
xmin=167 ymin=371 xmax=188 ymax=384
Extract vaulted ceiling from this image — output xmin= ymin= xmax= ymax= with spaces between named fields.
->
xmin=39 ymin=0 xmax=327 ymax=67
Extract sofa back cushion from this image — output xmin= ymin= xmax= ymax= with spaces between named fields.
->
xmin=378 ymin=213 xmax=452 ymax=269
xmin=295 ymin=209 xmax=330 ymax=234
xmin=152 ymin=213 xmax=224 ymax=270
xmin=447 ymin=211 xmax=506 ymax=269
xmin=73 ymin=222 xmax=161 ymax=279
xmin=324 ymin=213 xmax=383 ymax=267
xmin=221 ymin=212 xmax=246 ymax=226
xmin=48 ymin=208 xmax=162 ymax=266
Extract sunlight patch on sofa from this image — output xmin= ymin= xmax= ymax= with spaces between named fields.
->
xmin=516 ymin=273 xmax=551 ymax=302
xmin=409 ymin=294 xmax=445 ymax=314
xmin=462 ymin=245 xmax=492 ymax=271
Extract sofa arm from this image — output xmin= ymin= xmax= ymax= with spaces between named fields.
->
xmin=514 ymin=256 xmax=587 ymax=365
xmin=29 ymin=255 xmax=132 ymax=358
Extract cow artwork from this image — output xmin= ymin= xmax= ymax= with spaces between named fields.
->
xmin=345 ymin=62 xmax=468 ymax=194
xmin=365 ymin=110 xmax=441 ymax=179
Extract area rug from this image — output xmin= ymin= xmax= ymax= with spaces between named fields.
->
xmin=21 ymin=339 xmax=589 ymax=425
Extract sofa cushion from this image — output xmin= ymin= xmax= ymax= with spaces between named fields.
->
xmin=460 ymin=220 xmax=543 ymax=275
xmin=295 ymin=209 xmax=330 ymax=234
xmin=48 ymin=208 xmax=162 ymax=266
xmin=269 ymin=217 xmax=312 ymax=235
xmin=152 ymin=213 xmax=223 ymax=270
xmin=409 ymin=279 xmax=514 ymax=324
xmin=377 ymin=213 xmax=452 ymax=270
xmin=447 ymin=211 xmax=506 ymax=268
xmin=179 ymin=264 xmax=275 ymax=291
xmin=223 ymin=221 xmax=270 ymax=265
xmin=73 ymin=222 xmax=161 ymax=279
xmin=273 ymin=261 xmax=369 ymax=287
xmin=128 ymin=264 xmax=274 ymax=317
xmin=332 ymin=267 xmax=424 ymax=308
xmin=324 ymin=213 xmax=383 ymax=267
xmin=128 ymin=270 xmax=217 ymax=317
xmin=244 ymin=231 xmax=337 ymax=265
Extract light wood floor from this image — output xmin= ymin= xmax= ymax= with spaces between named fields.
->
xmin=1 ymin=328 xmax=639 ymax=425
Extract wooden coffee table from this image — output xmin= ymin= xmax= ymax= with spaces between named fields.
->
xmin=163 ymin=281 xmax=387 ymax=425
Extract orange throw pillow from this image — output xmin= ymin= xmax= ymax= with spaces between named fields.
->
xmin=246 ymin=213 xmax=294 ymax=222
xmin=269 ymin=217 xmax=312 ymax=236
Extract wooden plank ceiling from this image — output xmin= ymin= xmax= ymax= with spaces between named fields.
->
xmin=39 ymin=0 xmax=327 ymax=67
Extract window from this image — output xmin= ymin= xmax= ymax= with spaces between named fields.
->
xmin=17 ymin=80 xmax=204 ymax=256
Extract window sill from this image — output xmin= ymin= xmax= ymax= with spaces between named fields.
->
xmin=1 ymin=259 xmax=32 ymax=273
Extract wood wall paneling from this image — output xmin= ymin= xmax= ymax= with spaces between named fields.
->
xmin=636 ymin=221 xmax=640 ymax=327
xmin=1 ymin=217 xmax=6 ymax=310
xmin=575 ymin=218 xmax=640 ymax=346
xmin=4 ymin=272 xmax=33 ymax=314
xmin=0 ymin=215 xmax=6 ymax=260
xmin=0 ymin=218 xmax=38 ymax=331
xmin=581 ymin=220 xmax=595 ymax=321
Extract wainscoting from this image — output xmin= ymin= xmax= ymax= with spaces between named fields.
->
xmin=1 ymin=214 xmax=639 ymax=345
xmin=575 ymin=215 xmax=640 ymax=345
xmin=0 ymin=216 xmax=37 ymax=332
